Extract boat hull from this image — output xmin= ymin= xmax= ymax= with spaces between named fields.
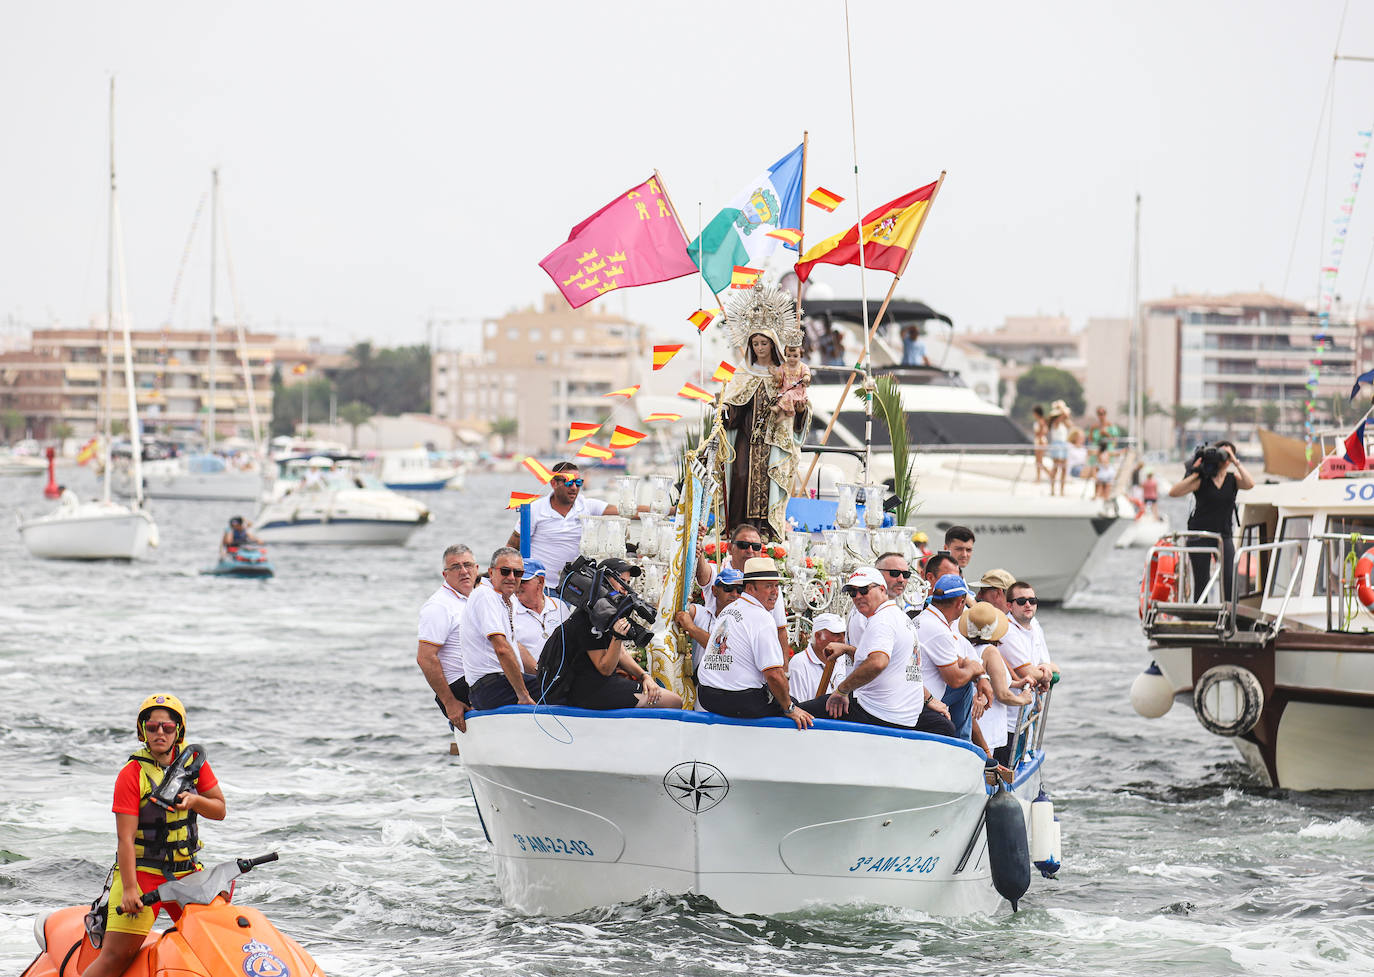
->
xmin=1151 ymin=633 xmax=1374 ymax=790
xmin=113 ymin=466 xmax=263 ymax=501
xmin=253 ymin=516 xmax=423 ymax=545
xmin=19 ymin=505 xmax=154 ymax=560
xmin=460 ymin=707 xmax=1042 ymax=917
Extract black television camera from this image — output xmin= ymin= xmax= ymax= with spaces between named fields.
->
xmin=1188 ymin=442 xmax=1227 ymax=478
xmin=558 ymin=555 xmax=657 ymax=648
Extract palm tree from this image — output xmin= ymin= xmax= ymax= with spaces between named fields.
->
xmin=337 ymin=400 xmax=374 ymax=449
xmin=489 ymin=417 xmax=519 ymax=454
xmin=1 ymin=407 xmax=23 ymax=443
xmin=1259 ymin=403 xmax=1282 ymax=433
xmin=1171 ymin=404 xmax=1199 ymax=456
xmin=1207 ymin=393 xmax=1251 ymax=439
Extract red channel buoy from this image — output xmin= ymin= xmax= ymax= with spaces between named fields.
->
xmin=42 ymin=445 xmax=60 ymax=499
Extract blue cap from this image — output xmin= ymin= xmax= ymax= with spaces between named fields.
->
xmin=715 ymin=567 xmax=744 ymax=586
xmin=931 ymin=573 xmax=971 ymax=600
xmin=521 ymin=559 xmax=547 ymax=581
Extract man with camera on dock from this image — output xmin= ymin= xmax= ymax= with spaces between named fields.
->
xmin=537 ymin=557 xmax=683 ymax=712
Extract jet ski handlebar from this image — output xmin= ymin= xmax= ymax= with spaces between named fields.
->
xmin=139 ymin=851 xmax=280 ymax=907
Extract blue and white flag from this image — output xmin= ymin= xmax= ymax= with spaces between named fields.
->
xmin=1351 ymin=367 xmax=1374 ymax=402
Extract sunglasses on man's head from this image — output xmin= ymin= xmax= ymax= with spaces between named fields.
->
xmin=1012 ymin=596 xmax=1039 ymax=606
xmin=881 ymin=568 xmax=912 ymax=579
xmin=553 ymin=477 xmax=584 ymax=487
xmin=733 ymin=540 xmax=763 ymax=551
xmin=495 ymin=566 xmax=523 ymax=578
xmin=144 ymin=721 xmax=178 ymax=735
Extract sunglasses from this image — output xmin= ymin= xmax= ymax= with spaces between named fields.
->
xmin=881 ymin=568 xmax=912 ymax=579
xmin=1012 ymin=596 xmax=1039 ymax=606
xmin=495 ymin=566 xmax=523 ymax=578
xmin=716 ymin=584 xmax=743 ymax=594
xmin=144 ymin=721 xmax=178 ymax=735
xmin=445 ymin=561 xmax=477 ymax=572
xmin=553 ymin=477 xmax=584 ymax=487
xmin=845 ymin=584 xmax=876 ymax=597
xmin=733 ymin=540 xmax=764 ymax=551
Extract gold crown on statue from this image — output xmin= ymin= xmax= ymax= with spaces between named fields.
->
xmin=724 ymin=279 xmax=803 ymax=358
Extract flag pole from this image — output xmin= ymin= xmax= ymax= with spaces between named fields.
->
xmin=843 ymin=0 xmax=873 ymax=483
xmin=799 ymin=171 xmax=946 ymax=491
xmin=795 ymin=130 xmax=809 ymax=328
xmin=655 ymin=168 xmax=726 ymax=311
xmin=698 ymin=201 xmax=706 ymax=423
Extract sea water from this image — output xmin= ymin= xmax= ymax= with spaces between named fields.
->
xmin=2 ymin=472 xmax=1372 ymax=976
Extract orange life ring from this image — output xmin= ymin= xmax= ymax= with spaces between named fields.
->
xmin=1140 ymin=541 xmax=1178 ymax=618
xmin=1355 ymin=553 xmax=1374 ymax=612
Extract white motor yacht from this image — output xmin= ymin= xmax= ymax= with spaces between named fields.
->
xmin=253 ymin=455 xmax=431 ymax=545
xmin=377 ymin=447 xmax=461 ymax=491
xmin=112 ymin=447 xmax=264 ymax=502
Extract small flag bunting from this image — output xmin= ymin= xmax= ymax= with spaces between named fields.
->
xmin=807 ymin=187 xmax=844 ymax=212
xmin=522 ymin=457 xmax=554 ymax=484
xmin=677 ymin=382 xmax=714 ymax=403
xmin=644 ymin=412 xmax=681 ymax=422
xmin=688 ymin=308 xmax=721 ymax=332
xmin=711 ymin=360 xmax=737 ymax=383
xmin=507 ymin=491 xmax=539 ymax=509
xmin=577 ymin=442 xmax=615 ymax=460
xmin=653 ymin=344 xmax=684 ymax=371
xmin=291 ymin=363 xmax=308 ymax=375
xmin=730 ymin=265 xmax=762 ymax=289
xmin=609 ymin=425 xmax=647 ymax=448
xmin=765 ymin=227 xmax=803 ymax=245
xmin=76 ymin=438 xmax=98 ymax=465
xmin=566 ymin=422 xmax=600 ymax=442
xmin=604 ymin=385 xmax=640 ymax=399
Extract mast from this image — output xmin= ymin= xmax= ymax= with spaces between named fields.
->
xmin=1129 ymin=193 xmax=1141 ymax=456
xmin=217 ymin=174 xmax=266 ymax=457
xmin=102 ymin=79 xmax=116 ymax=504
xmin=115 ymin=190 xmax=145 ymax=509
xmin=208 ymin=168 xmax=219 ymax=450
xmin=843 ymin=0 xmax=872 ymax=482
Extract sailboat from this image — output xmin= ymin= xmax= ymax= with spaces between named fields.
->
xmin=19 ymin=80 xmax=158 ymax=561
xmin=112 ymin=169 xmax=265 ymax=501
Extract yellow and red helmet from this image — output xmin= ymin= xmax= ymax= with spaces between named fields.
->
xmin=136 ymin=693 xmax=187 ymax=744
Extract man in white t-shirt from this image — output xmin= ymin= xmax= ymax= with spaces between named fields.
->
xmin=700 ymin=523 xmax=790 ymax=661
xmin=842 ymin=551 xmax=915 ymax=651
xmin=788 ymin=612 xmax=848 ymax=700
xmin=674 ymin=566 xmax=744 ymax=677
xmin=800 ymin=569 xmax=953 ymax=734
xmin=462 ymin=547 xmax=542 ymax=711
xmin=511 ymin=559 xmax=568 ymax=661
xmin=416 ymin=543 xmax=478 ymax=731
xmin=505 ymin=462 xmax=629 ymax=589
xmin=698 ymin=557 xmax=813 ymax=730
xmin=1001 ymin=580 xmax=1060 ymax=744
xmin=914 ymin=574 xmax=988 ymax=740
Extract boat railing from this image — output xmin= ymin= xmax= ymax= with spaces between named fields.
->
xmin=1311 ymin=531 xmax=1374 ymax=631
xmin=1009 ymin=684 xmax=1053 ymax=769
xmin=1141 ymin=533 xmax=1304 ymax=642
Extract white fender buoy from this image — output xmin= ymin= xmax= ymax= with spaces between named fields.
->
xmin=1192 ymin=664 xmax=1264 ymax=737
xmin=1030 ymin=789 xmax=1061 ymax=879
xmin=1131 ymin=661 xmax=1174 ymax=718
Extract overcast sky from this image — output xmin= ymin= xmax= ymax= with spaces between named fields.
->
xmin=3 ymin=1 xmax=1373 ymax=353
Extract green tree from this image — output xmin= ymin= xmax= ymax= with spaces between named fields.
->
xmin=271 ymin=377 xmax=334 ymax=437
xmin=1010 ymin=365 xmax=1085 ymax=424
xmin=1207 ymin=392 xmax=1251 ymax=439
xmin=337 ymin=400 xmax=375 ymax=449
xmin=334 ymin=343 xmax=430 ymax=415
xmin=52 ymin=422 xmax=75 ymax=443
xmin=1171 ymin=404 xmax=1199 ymax=455
xmin=489 ymin=416 xmax=519 ymax=454
xmin=0 ymin=407 xmax=23 ymax=442
xmin=1259 ymin=403 xmax=1282 ymax=432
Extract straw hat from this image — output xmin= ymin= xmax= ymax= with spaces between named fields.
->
xmin=1049 ymin=399 xmax=1069 ymax=416
xmin=959 ymin=601 xmax=1009 ymax=642
xmin=741 ymin=557 xmax=784 ymax=583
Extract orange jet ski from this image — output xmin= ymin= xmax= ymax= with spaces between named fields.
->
xmin=21 ymin=853 xmax=325 ymax=977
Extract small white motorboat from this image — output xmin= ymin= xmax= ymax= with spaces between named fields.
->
xmin=377 ymin=447 xmax=461 ymax=491
xmin=0 ymin=452 xmax=48 ymax=476
xmin=254 ymin=455 xmax=430 ymax=545
xmin=114 ymin=451 xmax=264 ymax=502
xmin=19 ymin=496 xmax=157 ymax=560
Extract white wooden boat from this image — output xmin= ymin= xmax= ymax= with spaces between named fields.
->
xmin=19 ymin=499 xmax=156 ymax=560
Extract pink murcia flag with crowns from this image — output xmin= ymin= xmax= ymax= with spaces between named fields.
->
xmin=539 ymin=176 xmax=698 ymax=309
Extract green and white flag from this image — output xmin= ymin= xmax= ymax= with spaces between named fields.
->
xmin=687 ymin=143 xmax=804 ymax=294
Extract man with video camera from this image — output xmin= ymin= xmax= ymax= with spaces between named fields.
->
xmin=1168 ymin=439 xmax=1254 ymax=600
xmin=538 ymin=557 xmax=684 ymax=711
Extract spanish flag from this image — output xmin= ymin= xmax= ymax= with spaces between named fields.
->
xmin=507 ymin=491 xmax=540 ymax=509
xmin=291 ymin=363 xmax=308 ymax=375
xmin=566 ymin=422 xmax=600 ymax=442
xmin=644 ymin=412 xmax=681 ymax=422
xmin=807 ymin=187 xmax=844 ymax=212
xmin=730 ymin=265 xmax=762 ymax=289
xmin=712 ymin=360 xmax=737 ymax=383
xmin=577 ymin=442 xmax=615 ymax=460
xmin=76 ymin=438 xmax=98 ymax=465
xmin=522 ymin=457 xmax=555 ymax=484
xmin=677 ymin=382 xmax=714 ymax=403
xmin=610 ymin=425 xmax=647 ymax=448
xmin=604 ymin=385 xmax=640 ymax=399
xmin=795 ymin=179 xmax=940 ymax=282
xmin=765 ymin=227 xmax=802 ymax=246
xmin=688 ymin=308 xmax=720 ymax=332
xmin=652 ymin=344 xmax=683 ymax=371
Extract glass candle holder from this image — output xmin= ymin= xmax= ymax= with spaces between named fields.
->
xmin=649 ymin=474 xmax=673 ymax=516
xmin=615 ymin=475 xmax=642 ymax=519
xmin=580 ymin=516 xmax=604 ymax=558
xmin=658 ymin=522 xmax=676 ymax=559
xmin=604 ymin=516 xmax=629 ymax=558
xmin=638 ymin=512 xmax=659 ymax=558
xmin=863 ymin=484 xmax=885 ymax=529
xmin=834 ymin=482 xmax=858 ymax=529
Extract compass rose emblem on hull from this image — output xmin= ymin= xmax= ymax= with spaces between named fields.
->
xmin=663 ymin=761 xmax=730 ymax=813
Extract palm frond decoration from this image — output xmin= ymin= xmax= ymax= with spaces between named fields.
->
xmin=873 ymin=375 xmax=916 ymax=525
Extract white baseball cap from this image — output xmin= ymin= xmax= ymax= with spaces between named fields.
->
xmin=812 ymin=613 xmax=845 ymax=634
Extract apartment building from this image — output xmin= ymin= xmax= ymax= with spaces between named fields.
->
xmin=0 ymin=326 xmax=291 ymax=441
